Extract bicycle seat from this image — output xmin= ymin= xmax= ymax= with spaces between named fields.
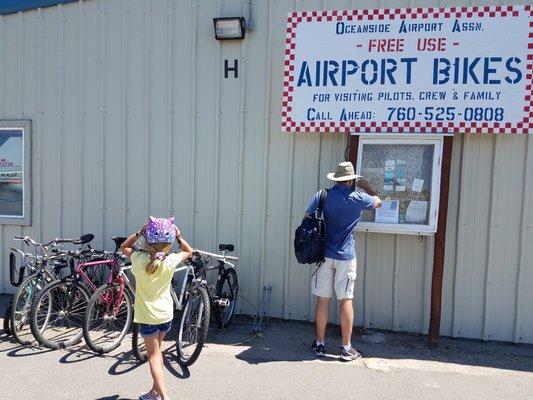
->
xmin=219 ymin=244 xmax=234 ymax=252
xmin=112 ymin=236 xmax=128 ymax=250
xmin=72 ymin=234 xmax=95 ymax=245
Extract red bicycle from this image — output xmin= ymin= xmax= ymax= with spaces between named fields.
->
xmin=82 ymin=242 xmax=135 ymax=354
xmin=29 ymin=237 xmax=129 ymax=350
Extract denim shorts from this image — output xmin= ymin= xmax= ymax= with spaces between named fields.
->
xmin=139 ymin=321 xmax=172 ymax=337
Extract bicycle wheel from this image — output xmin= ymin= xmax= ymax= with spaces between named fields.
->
xmin=11 ymin=273 xmax=49 ymax=345
xmin=83 ymin=284 xmax=133 ymax=354
xmin=30 ymin=279 xmax=90 ymax=349
xmin=176 ymin=285 xmax=210 ymax=367
xmin=3 ymin=302 xmax=12 ymax=335
xmin=214 ymin=268 xmax=239 ymax=329
xmin=131 ymin=323 xmax=148 ymax=363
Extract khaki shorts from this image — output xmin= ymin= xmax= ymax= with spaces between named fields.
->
xmin=311 ymin=257 xmax=357 ymax=300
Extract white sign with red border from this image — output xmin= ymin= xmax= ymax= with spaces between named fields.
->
xmin=281 ymin=5 xmax=533 ymax=134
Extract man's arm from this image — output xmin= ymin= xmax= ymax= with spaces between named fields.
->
xmin=304 ymin=191 xmax=321 ymax=218
xmin=355 ymin=177 xmax=382 ymax=209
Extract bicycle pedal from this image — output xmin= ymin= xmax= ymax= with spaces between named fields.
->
xmin=216 ymin=299 xmax=230 ymax=307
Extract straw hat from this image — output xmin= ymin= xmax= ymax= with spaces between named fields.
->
xmin=326 ymin=161 xmax=361 ymax=182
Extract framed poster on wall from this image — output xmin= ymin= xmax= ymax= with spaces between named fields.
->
xmin=0 ymin=120 xmax=31 ymax=225
xmin=355 ymin=135 xmax=443 ymax=235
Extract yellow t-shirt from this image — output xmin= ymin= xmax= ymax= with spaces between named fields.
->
xmin=131 ymin=251 xmax=185 ymax=325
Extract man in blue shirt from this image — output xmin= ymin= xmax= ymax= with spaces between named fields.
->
xmin=305 ymin=161 xmax=381 ymax=361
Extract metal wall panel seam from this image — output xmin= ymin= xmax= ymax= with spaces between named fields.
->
xmin=17 ymin=12 xmax=23 ymax=118
xmin=451 ymin=135 xmax=473 ymax=338
xmin=77 ymin=0 xmax=85 ymax=234
xmin=166 ymin=0 xmax=173 ymax=217
xmin=443 ymin=134 xmax=463 ymax=336
xmin=283 ymin=131 xmax=296 ymax=319
xmin=282 ymin=0 xmax=298 ymax=320
xmin=37 ymin=8 xmax=44 ymax=242
xmin=258 ymin=0 xmax=272 ymax=300
xmin=422 ymin=235 xmax=432 ymax=334
xmin=236 ymin=0 xmax=247 ymax=263
xmin=99 ymin=0 xmax=106 ymax=245
xmin=121 ymin=0 xmax=128 ymax=233
xmin=190 ymin=0 xmax=197 ymax=239
xmin=0 ymin=16 xmax=5 ymax=290
xmin=144 ymin=0 xmax=150 ymax=217
xmin=17 ymin=11 xmax=24 ymax=242
xmin=482 ymin=135 xmax=498 ymax=341
xmin=57 ymin=4 xmax=63 ymax=236
xmin=392 ymin=235 xmax=400 ymax=331
xmin=514 ymin=135 xmax=532 ymax=343
xmin=213 ymin=0 xmax=222 ymax=248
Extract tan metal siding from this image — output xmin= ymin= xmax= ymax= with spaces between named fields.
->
xmin=0 ymin=0 xmax=531 ymax=343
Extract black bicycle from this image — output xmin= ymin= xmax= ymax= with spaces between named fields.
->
xmin=7 ymin=234 xmax=94 ymax=345
xmin=132 ymin=244 xmax=239 ymax=367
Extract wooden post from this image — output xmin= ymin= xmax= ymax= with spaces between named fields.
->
xmin=428 ymin=135 xmax=454 ymax=345
xmin=348 ymin=134 xmax=359 ymax=165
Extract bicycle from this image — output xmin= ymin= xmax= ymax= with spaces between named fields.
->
xmin=198 ymin=244 xmax=240 ymax=329
xmin=83 ymin=238 xmax=136 ymax=354
xmin=8 ymin=234 xmax=94 ymax=345
xmin=131 ymin=244 xmax=239 ymax=367
xmin=29 ymin=237 xmax=126 ymax=349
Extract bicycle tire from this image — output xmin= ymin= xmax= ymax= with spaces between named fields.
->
xmin=131 ymin=323 xmax=148 ymax=363
xmin=83 ymin=284 xmax=133 ymax=354
xmin=214 ymin=268 xmax=239 ymax=329
xmin=11 ymin=273 xmax=47 ymax=345
xmin=3 ymin=302 xmax=12 ymax=335
xmin=30 ymin=279 xmax=90 ymax=349
xmin=176 ymin=284 xmax=210 ymax=367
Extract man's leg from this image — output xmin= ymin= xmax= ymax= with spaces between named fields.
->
xmin=315 ymin=296 xmax=330 ymax=343
xmin=339 ymin=298 xmax=353 ymax=347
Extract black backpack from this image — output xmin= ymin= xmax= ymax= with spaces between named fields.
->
xmin=294 ymin=189 xmax=328 ymax=265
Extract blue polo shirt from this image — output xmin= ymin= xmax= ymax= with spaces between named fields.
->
xmin=305 ymin=184 xmax=375 ymax=261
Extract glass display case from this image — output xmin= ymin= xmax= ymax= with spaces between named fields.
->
xmin=355 ymin=135 xmax=443 ymax=235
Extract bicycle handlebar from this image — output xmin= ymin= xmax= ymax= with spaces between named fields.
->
xmin=194 ymin=249 xmax=238 ymax=261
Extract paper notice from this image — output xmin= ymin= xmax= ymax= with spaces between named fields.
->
xmin=384 ymin=160 xmax=395 ymax=191
xmin=406 ymin=200 xmax=428 ymax=223
xmin=375 ymin=199 xmax=399 ymax=224
xmin=396 ymin=160 xmax=406 ymax=191
xmin=412 ymin=178 xmax=424 ymax=192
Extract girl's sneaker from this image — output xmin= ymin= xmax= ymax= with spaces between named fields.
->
xmin=139 ymin=392 xmax=161 ymax=400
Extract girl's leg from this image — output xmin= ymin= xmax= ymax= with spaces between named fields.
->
xmin=158 ymin=331 xmax=166 ymax=372
xmin=144 ymin=334 xmax=169 ymax=399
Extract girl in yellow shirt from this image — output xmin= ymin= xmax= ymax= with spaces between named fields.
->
xmin=121 ymin=217 xmax=193 ymax=400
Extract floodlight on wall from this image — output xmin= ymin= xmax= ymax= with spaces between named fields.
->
xmin=213 ymin=17 xmax=246 ymax=40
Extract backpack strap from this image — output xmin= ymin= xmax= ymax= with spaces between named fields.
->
xmin=317 ymin=188 xmax=329 ymax=218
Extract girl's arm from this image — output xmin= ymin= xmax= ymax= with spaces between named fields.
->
xmin=120 ymin=225 xmax=145 ymax=258
xmin=175 ymin=226 xmax=193 ymax=260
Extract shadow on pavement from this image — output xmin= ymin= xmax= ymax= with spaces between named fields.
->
xmin=95 ymin=395 xmax=132 ymax=400
xmin=210 ymin=317 xmax=533 ymax=374
xmin=6 ymin=344 xmax=54 ymax=357
xmin=108 ymin=350 xmax=144 ymax=376
xmin=59 ymin=346 xmax=103 ymax=364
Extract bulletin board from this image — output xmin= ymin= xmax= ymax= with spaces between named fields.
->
xmin=355 ymin=135 xmax=443 ymax=235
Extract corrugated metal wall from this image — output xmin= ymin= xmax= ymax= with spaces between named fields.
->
xmin=0 ymin=0 xmax=531 ymax=344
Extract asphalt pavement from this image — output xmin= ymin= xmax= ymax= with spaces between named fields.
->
xmin=1 ymin=294 xmax=532 ymax=400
